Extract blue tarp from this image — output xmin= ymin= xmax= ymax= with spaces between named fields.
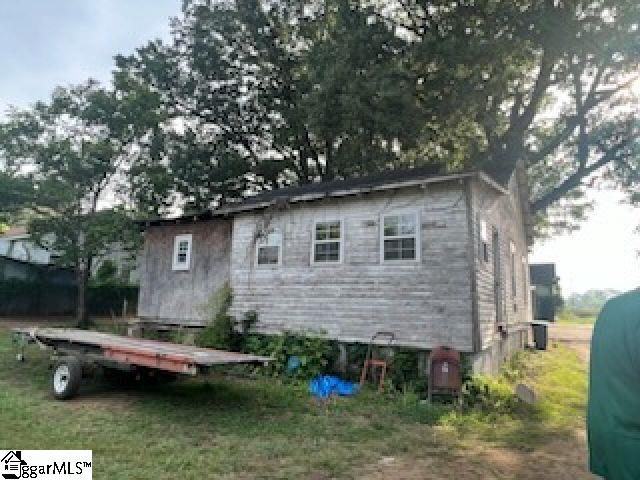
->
xmin=309 ymin=375 xmax=359 ymax=399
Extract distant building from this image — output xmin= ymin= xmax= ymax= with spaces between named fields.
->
xmin=529 ymin=263 xmax=560 ymax=321
xmin=0 ymin=226 xmax=56 ymax=265
xmin=0 ymin=227 xmax=137 ymax=284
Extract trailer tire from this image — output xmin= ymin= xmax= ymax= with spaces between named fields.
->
xmin=51 ymin=357 xmax=82 ymax=400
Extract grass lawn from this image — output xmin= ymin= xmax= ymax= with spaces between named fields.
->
xmin=0 ymin=326 xmax=589 ymax=479
xmin=556 ymin=309 xmax=597 ymax=325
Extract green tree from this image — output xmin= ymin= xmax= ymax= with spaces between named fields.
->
xmin=391 ymin=0 xmax=640 ymax=233
xmin=114 ymin=0 xmax=431 ymax=212
xmin=93 ymin=259 xmax=119 ymax=285
xmin=0 ymin=81 xmax=139 ymax=327
xmin=115 ymin=0 xmax=640 ymax=234
xmin=0 ymin=172 xmax=33 ymax=224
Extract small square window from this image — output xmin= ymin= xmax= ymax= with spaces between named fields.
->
xmin=257 ymin=230 xmax=282 ymax=266
xmin=313 ymin=221 xmax=342 ymax=263
xmin=172 ymin=234 xmax=192 ymax=271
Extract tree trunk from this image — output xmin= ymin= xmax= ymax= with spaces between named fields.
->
xmin=76 ymin=257 xmax=92 ymax=329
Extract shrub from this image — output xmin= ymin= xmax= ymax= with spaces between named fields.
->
xmin=464 ymin=375 xmax=520 ymax=412
xmin=395 ymin=350 xmax=428 ymax=394
xmin=244 ymin=331 xmax=338 ymax=379
xmin=463 ymin=352 xmax=529 ymax=412
xmin=195 ymin=283 xmax=236 ymax=350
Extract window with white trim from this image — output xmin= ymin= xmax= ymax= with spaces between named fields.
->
xmin=172 ymin=234 xmax=192 ymax=271
xmin=256 ymin=230 xmax=282 ymax=266
xmin=381 ymin=213 xmax=419 ymax=261
xmin=312 ymin=220 xmax=342 ymax=263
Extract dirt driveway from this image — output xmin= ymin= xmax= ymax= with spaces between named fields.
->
xmin=549 ymin=323 xmax=593 ymax=362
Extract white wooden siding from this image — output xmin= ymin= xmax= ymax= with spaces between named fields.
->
xmin=470 ymin=175 xmax=532 ymax=351
xmin=137 ymin=220 xmax=231 ymax=324
xmin=230 ymin=184 xmax=474 ymax=351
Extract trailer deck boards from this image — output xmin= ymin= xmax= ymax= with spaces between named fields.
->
xmin=13 ymin=327 xmax=271 ymax=375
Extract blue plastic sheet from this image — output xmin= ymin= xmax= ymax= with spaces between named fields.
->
xmin=309 ymin=375 xmax=359 ymax=399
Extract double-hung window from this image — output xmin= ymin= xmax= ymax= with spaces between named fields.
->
xmin=312 ymin=220 xmax=342 ymax=264
xmin=257 ymin=230 xmax=282 ymax=266
xmin=172 ymin=234 xmax=192 ymax=271
xmin=381 ymin=213 xmax=419 ymax=261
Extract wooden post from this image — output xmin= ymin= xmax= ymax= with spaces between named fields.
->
xmin=337 ymin=343 xmax=348 ymax=374
xmin=417 ymin=351 xmax=428 ymax=377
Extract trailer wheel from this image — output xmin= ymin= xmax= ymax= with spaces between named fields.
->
xmin=51 ymin=357 xmax=82 ymax=400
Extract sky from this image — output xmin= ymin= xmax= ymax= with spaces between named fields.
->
xmin=1 ymin=1 xmax=638 ymax=295
xmin=0 ymin=1 xmax=179 ymax=111
xmin=530 ymin=190 xmax=640 ymax=295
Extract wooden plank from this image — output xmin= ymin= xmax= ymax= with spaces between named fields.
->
xmin=15 ymin=328 xmax=271 ymax=368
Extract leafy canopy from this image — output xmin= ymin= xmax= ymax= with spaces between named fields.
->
xmin=111 ymin=0 xmax=640 ymax=234
xmin=0 ymin=81 xmax=138 ymax=265
xmin=3 ymin=0 xmax=639 ymax=237
xmin=0 ymin=81 xmax=141 ymax=324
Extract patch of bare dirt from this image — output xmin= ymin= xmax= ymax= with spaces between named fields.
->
xmin=363 ymin=434 xmax=594 ymax=480
xmin=549 ymin=324 xmax=593 ymax=362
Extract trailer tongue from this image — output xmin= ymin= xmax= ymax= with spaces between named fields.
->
xmin=12 ymin=327 xmax=272 ymax=400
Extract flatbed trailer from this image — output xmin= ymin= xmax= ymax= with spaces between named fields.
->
xmin=12 ymin=327 xmax=272 ymax=400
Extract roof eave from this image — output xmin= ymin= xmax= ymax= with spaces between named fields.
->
xmin=218 ymin=171 xmax=496 ymax=215
xmin=476 ymin=171 xmax=510 ymax=195
xmin=139 ymin=169 xmax=510 ymax=226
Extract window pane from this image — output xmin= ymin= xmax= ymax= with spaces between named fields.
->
xmin=315 ymin=223 xmax=328 ymax=241
xmin=383 ymin=216 xmax=399 ymax=236
xmin=314 ymin=241 xmax=340 ymax=262
xmin=259 ymin=231 xmax=281 ymax=247
xmin=328 ymin=222 xmax=341 ymax=239
xmin=316 ymin=221 xmax=340 ymax=241
xmin=176 ymin=240 xmax=189 ymax=264
xmin=400 ymin=237 xmax=415 ymax=259
xmin=384 ymin=239 xmax=400 ymax=260
xmin=258 ymin=246 xmax=279 ymax=265
xmin=384 ymin=238 xmax=415 ymax=260
xmin=266 ymin=232 xmax=279 ymax=246
xmin=398 ymin=215 xmax=416 ymax=235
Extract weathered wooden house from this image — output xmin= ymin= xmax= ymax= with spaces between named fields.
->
xmin=138 ymin=167 xmax=533 ymax=373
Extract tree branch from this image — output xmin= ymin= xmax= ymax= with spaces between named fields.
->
xmin=531 ymin=139 xmax=631 ymax=213
xmin=526 ymin=115 xmax=580 ymax=165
